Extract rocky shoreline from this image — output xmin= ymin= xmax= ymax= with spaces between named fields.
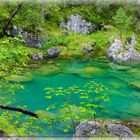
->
xmin=74 ymin=119 xmax=140 ymax=137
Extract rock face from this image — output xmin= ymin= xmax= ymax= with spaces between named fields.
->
xmin=60 ymin=14 xmax=98 ymax=34
xmin=107 ymin=35 xmax=140 ymax=63
xmin=46 ymin=47 xmax=61 ymax=59
xmin=32 ymin=53 xmax=43 ymax=60
xmin=6 ymin=25 xmax=45 ymax=48
xmin=75 ymin=121 xmax=134 ymax=137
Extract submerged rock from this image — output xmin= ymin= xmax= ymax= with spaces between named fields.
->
xmin=37 ymin=64 xmax=61 ymax=76
xmin=46 ymin=47 xmax=61 ymax=59
xmin=75 ymin=121 xmax=134 ymax=137
xmin=60 ymin=14 xmax=98 ymax=34
xmin=82 ymin=67 xmax=102 ymax=74
xmin=66 ymin=66 xmax=103 ymax=79
xmin=107 ymin=35 xmax=140 ymax=63
xmin=6 ymin=73 xmax=33 ymax=83
xmin=129 ymin=80 xmax=140 ymax=89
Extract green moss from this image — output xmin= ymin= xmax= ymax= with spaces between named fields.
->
xmin=6 ymin=73 xmax=33 ymax=83
xmin=36 ymin=64 xmax=61 ymax=76
xmin=129 ymin=80 xmax=140 ymax=89
xmin=107 ymin=82 xmax=124 ymax=89
xmin=79 ymin=66 xmax=103 ymax=78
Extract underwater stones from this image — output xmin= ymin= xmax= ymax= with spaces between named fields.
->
xmin=82 ymin=67 xmax=102 ymax=75
xmin=106 ymin=123 xmax=134 ymax=137
xmin=32 ymin=53 xmax=43 ymax=60
xmin=81 ymin=67 xmax=103 ymax=78
xmin=107 ymin=82 xmax=124 ymax=89
xmin=37 ymin=65 xmax=60 ymax=76
xmin=46 ymin=47 xmax=61 ymax=59
xmin=60 ymin=14 xmax=98 ymax=34
xmin=129 ymin=81 xmax=140 ymax=89
xmin=116 ymin=65 xmax=130 ymax=71
xmin=107 ymin=35 xmax=140 ymax=63
xmin=75 ymin=121 xmax=134 ymax=137
xmin=67 ymin=66 xmax=103 ymax=79
xmin=6 ymin=73 xmax=33 ymax=83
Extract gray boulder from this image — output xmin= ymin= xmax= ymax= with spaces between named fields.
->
xmin=106 ymin=123 xmax=134 ymax=137
xmin=60 ymin=14 xmax=98 ymax=34
xmin=107 ymin=35 xmax=140 ymax=63
xmin=46 ymin=47 xmax=61 ymax=59
xmin=75 ymin=121 xmax=102 ymax=136
xmin=32 ymin=53 xmax=43 ymax=60
xmin=6 ymin=25 xmax=45 ymax=48
xmin=75 ymin=121 xmax=134 ymax=137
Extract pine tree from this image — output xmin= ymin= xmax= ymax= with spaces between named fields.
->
xmin=113 ymin=7 xmax=133 ymax=39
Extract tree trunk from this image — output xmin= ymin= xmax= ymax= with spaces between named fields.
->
xmin=2 ymin=3 xmax=22 ymax=36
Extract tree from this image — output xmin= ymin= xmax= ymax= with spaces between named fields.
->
xmin=113 ymin=7 xmax=133 ymax=39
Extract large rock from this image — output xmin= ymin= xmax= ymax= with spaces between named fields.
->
xmin=46 ymin=47 xmax=61 ymax=59
xmin=60 ymin=14 xmax=98 ymax=34
xmin=107 ymin=35 xmax=140 ymax=63
xmin=75 ymin=121 xmax=134 ymax=137
xmin=75 ymin=121 xmax=102 ymax=136
xmin=106 ymin=123 xmax=134 ymax=137
xmin=6 ymin=25 xmax=45 ymax=48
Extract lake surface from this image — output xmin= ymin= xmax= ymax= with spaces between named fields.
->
xmin=5 ymin=59 xmax=140 ymax=135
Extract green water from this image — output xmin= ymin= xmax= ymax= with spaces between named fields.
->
xmin=6 ymin=59 xmax=140 ymax=135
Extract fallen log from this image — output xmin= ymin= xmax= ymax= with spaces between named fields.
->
xmin=0 ymin=105 xmax=38 ymax=118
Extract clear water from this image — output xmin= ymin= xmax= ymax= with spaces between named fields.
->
xmin=6 ymin=59 xmax=140 ymax=135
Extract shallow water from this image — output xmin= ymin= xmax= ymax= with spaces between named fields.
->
xmin=5 ymin=59 xmax=140 ymax=135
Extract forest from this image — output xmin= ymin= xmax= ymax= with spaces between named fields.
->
xmin=0 ymin=0 xmax=140 ymax=138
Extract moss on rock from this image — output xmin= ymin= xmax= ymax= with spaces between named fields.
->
xmin=6 ymin=72 xmax=33 ymax=83
xmin=36 ymin=64 xmax=61 ymax=76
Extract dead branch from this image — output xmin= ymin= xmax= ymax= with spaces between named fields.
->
xmin=0 ymin=105 xmax=38 ymax=118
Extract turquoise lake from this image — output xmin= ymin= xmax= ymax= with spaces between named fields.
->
xmin=5 ymin=59 xmax=140 ymax=135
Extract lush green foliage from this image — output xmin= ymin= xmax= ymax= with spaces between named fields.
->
xmin=44 ymin=81 xmax=109 ymax=133
xmin=0 ymin=1 xmax=140 ymax=136
xmin=113 ymin=7 xmax=133 ymax=37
